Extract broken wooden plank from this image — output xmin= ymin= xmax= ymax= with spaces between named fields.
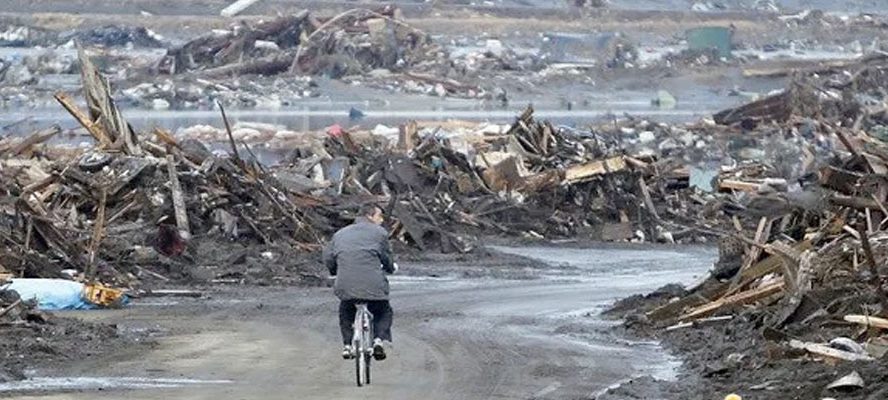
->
xmin=200 ymin=52 xmax=295 ymax=77
xmin=166 ymin=155 xmax=191 ymax=239
xmin=0 ymin=299 xmax=23 ymax=318
xmin=217 ymin=101 xmax=243 ymax=168
xmin=220 ymin=0 xmax=262 ymax=17
xmin=844 ymin=315 xmax=888 ymax=330
xmin=742 ymin=59 xmax=856 ymax=78
xmin=789 ymin=339 xmax=875 ymax=362
xmin=393 ymin=202 xmax=426 ymax=250
xmin=638 ymin=176 xmax=661 ymax=222
xmin=727 ymin=240 xmax=813 ymax=297
xmin=54 ymin=92 xmax=112 ymax=147
xmin=600 ymin=222 xmax=634 ymax=242
xmin=8 ymin=125 xmax=61 ymax=156
xmin=857 ymin=224 xmax=888 ymax=309
xmin=736 ymin=217 xmax=771 ymax=277
xmin=769 ymin=247 xmax=813 ymax=327
xmin=481 ymin=155 xmax=527 ymax=192
xmin=399 ymin=121 xmax=418 ymax=152
xmin=136 ymin=266 xmax=170 ymax=282
xmin=647 ymin=281 xmax=730 ymax=322
xmin=720 ymin=179 xmax=761 ymax=193
xmin=86 ymin=189 xmax=107 ymax=281
xmin=665 ymin=315 xmax=733 ymax=331
xmin=713 ymin=90 xmax=791 ymax=126
xmin=831 ymin=194 xmax=883 ymax=210
xmin=563 ymin=156 xmax=626 ymax=183
xmin=680 ymin=280 xmax=785 ymax=321
xmin=77 ymin=46 xmax=141 ymax=155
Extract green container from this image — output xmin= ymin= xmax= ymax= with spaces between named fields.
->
xmin=687 ymin=27 xmax=732 ymax=58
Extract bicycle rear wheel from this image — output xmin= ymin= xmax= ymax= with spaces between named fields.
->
xmin=355 ymin=344 xmax=366 ymax=387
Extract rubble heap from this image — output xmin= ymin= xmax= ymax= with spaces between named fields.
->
xmin=0 ymin=45 xmax=835 ymax=288
xmin=160 ymin=6 xmax=443 ymax=80
xmin=609 ymin=53 xmax=888 ymax=399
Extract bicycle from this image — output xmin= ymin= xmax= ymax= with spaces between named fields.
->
xmin=352 ymin=303 xmax=374 ymax=387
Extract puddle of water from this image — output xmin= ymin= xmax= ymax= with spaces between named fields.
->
xmin=734 ymin=48 xmax=862 ymax=61
xmin=489 ymin=245 xmax=715 ymax=391
xmin=0 ymin=105 xmax=714 ymax=135
xmin=490 ymin=245 xmax=714 ymax=283
xmin=0 ymin=377 xmax=232 ymax=392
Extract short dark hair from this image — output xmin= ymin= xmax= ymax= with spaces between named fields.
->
xmin=359 ymin=204 xmax=382 ymax=217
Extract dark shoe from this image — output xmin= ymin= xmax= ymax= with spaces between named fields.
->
xmin=342 ymin=345 xmax=355 ymax=360
xmin=372 ymin=339 xmax=387 ymax=361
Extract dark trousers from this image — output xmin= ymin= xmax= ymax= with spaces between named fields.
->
xmin=339 ymin=299 xmax=393 ymax=345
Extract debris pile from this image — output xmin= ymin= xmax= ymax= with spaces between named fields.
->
xmin=160 ymin=7 xmax=442 ymax=80
xmin=1 ymin=48 xmax=333 ymax=287
xmin=607 ymin=53 xmax=888 ymax=399
xmin=2 ymin=47 xmax=727 ymax=287
xmin=0 ymin=23 xmax=165 ymax=49
xmin=0 ymin=46 xmax=817 ymax=288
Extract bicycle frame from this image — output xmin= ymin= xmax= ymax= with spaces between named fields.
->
xmin=352 ymin=303 xmax=374 ymax=387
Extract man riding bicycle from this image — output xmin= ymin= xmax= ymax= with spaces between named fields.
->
xmin=324 ymin=204 xmax=397 ymax=361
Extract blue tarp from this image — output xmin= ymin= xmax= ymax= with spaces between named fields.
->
xmin=2 ymin=279 xmax=95 ymax=310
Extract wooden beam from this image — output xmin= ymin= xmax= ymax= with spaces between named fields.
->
xmin=0 ymin=299 xmax=22 ymax=318
xmin=216 ymin=101 xmax=243 ymax=168
xmin=680 ymin=280 xmax=785 ymax=321
xmin=720 ymin=179 xmax=761 ymax=193
xmin=564 ymin=156 xmax=626 ymax=183
xmin=9 ymin=125 xmax=61 ymax=156
xmin=728 ymin=217 xmax=771 ymax=292
xmin=646 ymin=281 xmax=729 ymax=322
xmin=220 ymin=0 xmax=262 ymax=17
xmin=844 ymin=315 xmax=888 ymax=330
xmin=166 ymin=155 xmax=191 ymax=239
xmin=54 ymin=92 xmax=112 ymax=147
xmin=86 ymin=189 xmax=107 ymax=281
xmin=789 ymin=339 xmax=874 ymax=362
xmin=726 ymin=240 xmax=813 ymax=297
xmin=638 ymin=176 xmax=661 ymax=222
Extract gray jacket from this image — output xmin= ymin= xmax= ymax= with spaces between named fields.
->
xmin=324 ymin=218 xmax=396 ymax=301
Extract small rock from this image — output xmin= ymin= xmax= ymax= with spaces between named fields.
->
xmin=367 ymin=68 xmax=392 ymax=78
xmin=638 ymin=131 xmax=656 ymax=143
xmin=826 ymin=370 xmax=864 ymax=391
xmin=725 ymin=352 xmax=745 ymax=365
xmin=830 ymin=337 xmax=866 ymax=354
xmin=152 ymin=98 xmax=170 ymax=110
xmin=3 ymin=64 xmax=34 ymax=86
xmin=372 ymin=124 xmax=399 ymax=137
xmin=188 ymin=266 xmax=216 ymax=283
xmin=652 ymin=90 xmax=677 ymax=109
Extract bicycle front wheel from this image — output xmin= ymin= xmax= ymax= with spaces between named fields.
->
xmin=364 ymin=353 xmax=371 ymax=384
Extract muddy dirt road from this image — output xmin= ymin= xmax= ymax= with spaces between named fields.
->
xmin=6 ymin=246 xmax=714 ymax=400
